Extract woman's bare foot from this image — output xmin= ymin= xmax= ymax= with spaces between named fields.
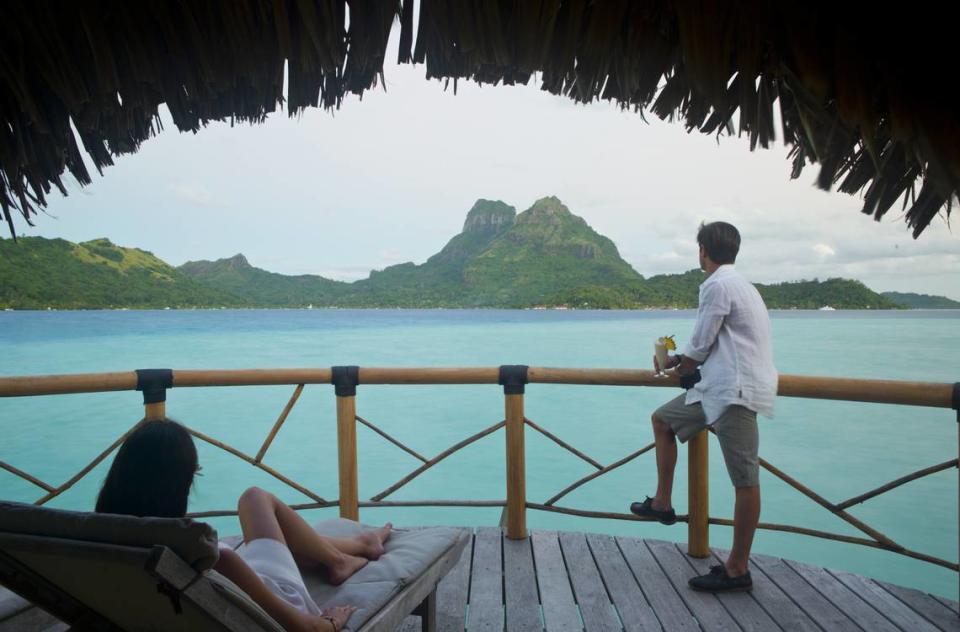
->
xmin=327 ymin=553 xmax=368 ymax=585
xmin=356 ymin=523 xmax=392 ymax=560
xmin=309 ymin=605 xmax=356 ymax=632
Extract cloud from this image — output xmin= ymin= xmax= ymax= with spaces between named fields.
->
xmin=169 ymin=183 xmax=218 ymax=207
xmin=623 ymin=205 xmax=958 ymax=293
xmin=812 ymin=243 xmax=836 ymax=258
xmin=34 ymin=47 xmax=960 ymax=299
xmin=315 ymin=266 xmax=375 ymax=281
xmin=378 ymin=249 xmax=406 ymax=265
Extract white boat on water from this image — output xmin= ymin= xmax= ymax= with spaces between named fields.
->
xmin=819 ymin=305 xmax=836 ymax=311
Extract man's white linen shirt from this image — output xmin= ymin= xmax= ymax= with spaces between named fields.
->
xmin=682 ymin=265 xmax=778 ymax=425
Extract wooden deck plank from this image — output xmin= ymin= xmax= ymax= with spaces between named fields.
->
xmin=679 ymin=546 xmax=780 ymax=631
xmin=585 ymin=534 xmax=661 ymax=632
xmin=503 ymin=535 xmax=542 ymax=632
xmin=558 ymin=532 xmax=620 ymax=632
xmin=751 ymin=554 xmax=859 ymax=631
xmin=530 ymin=531 xmax=581 ymax=632
xmin=876 ymin=581 xmax=960 ymax=632
xmin=398 ymin=615 xmax=422 ymax=632
xmin=828 ymin=569 xmax=941 ymax=632
xmin=644 ymin=539 xmax=741 ymax=631
xmin=437 ymin=530 xmax=473 ymax=632
xmin=0 ymin=606 xmax=68 ymax=632
xmin=932 ymin=595 xmax=959 ymax=615
xmin=616 ymin=536 xmax=698 ymax=632
xmin=5 ymin=525 xmax=954 ymax=632
xmin=469 ymin=528 xmax=504 ymax=632
xmin=0 ymin=588 xmax=30 ymax=624
xmin=784 ymin=559 xmax=899 ymax=632
xmin=704 ymin=549 xmax=821 ymax=632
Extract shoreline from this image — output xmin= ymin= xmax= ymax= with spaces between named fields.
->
xmin=3 ymin=306 xmax=958 ymax=313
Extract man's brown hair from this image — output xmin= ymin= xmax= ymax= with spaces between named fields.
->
xmin=697 ymin=221 xmax=740 ymax=264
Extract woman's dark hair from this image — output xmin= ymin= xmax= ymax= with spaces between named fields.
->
xmin=697 ymin=221 xmax=741 ymax=265
xmin=96 ymin=419 xmax=198 ymax=518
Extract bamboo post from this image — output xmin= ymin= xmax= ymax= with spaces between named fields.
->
xmin=333 ymin=367 xmax=360 ymax=521
xmin=953 ymin=382 xmax=959 ymax=602
xmin=144 ymin=401 xmax=165 ymax=420
xmin=687 ymin=429 xmax=709 ymax=557
xmin=136 ymin=369 xmax=172 ymax=421
xmin=505 ymin=393 xmax=526 ymax=538
xmin=500 ymin=366 xmax=529 ymax=539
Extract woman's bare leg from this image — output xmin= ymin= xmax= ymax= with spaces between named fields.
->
xmin=322 ymin=529 xmax=392 ymax=559
xmin=241 ymin=488 xmax=391 ymax=558
xmin=238 ymin=487 xmax=391 ymax=584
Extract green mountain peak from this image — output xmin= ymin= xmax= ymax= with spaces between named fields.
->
xmin=224 ymin=253 xmax=251 ymax=269
xmin=516 ymin=196 xmax=576 ymax=225
xmin=0 ymin=197 xmax=927 ymax=310
xmin=426 ymin=200 xmax=515 ymax=269
xmin=0 ymin=236 xmax=235 ymax=308
xmin=462 ymin=199 xmax=516 ymax=235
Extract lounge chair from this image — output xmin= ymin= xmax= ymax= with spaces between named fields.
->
xmin=0 ymin=501 xmax=469 ymax=631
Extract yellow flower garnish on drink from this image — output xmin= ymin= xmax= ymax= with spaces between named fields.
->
xmin=663 ymin=335 xmax=677 ymax=351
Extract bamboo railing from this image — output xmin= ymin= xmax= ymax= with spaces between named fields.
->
xmin=0 ymin=367 xmax=957 ymax=573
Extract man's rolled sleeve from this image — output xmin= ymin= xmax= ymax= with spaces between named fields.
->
xmin=683 ymin=282 xmax=730 ymax=362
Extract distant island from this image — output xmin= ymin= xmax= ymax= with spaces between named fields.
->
xmin=1 ymin=196 xmax=955 ymax=310
xmin=879 ymin=292 xmax=960 ymax=309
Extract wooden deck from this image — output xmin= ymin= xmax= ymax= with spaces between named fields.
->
xmin=1 ymin=528 xmax=957 ymax=631
xmin=406 ymin=528 xmax=959 ymax=632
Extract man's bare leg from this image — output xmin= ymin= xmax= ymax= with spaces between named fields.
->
xmin=725 ymin=485 xmax=760 ymax=577
xmin=651 ymin=413 xmax=678 ymax=511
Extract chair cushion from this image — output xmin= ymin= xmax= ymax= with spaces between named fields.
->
xmin=0 ymin=586 xmax=31 ymax=623
xmin=0 ymin=503 xmax=463 ymax=631
xmin=220 ymin=519 xmax=466 ymax=631
xmin=206 ymin=570 xmax=287 ymax=632
xmin=0 ymin=500 xmax=219 ymax=571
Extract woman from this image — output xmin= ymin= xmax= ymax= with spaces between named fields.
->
xmin=96 ymin=418 xmax=391 ymax=632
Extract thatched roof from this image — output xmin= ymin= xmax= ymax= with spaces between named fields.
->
xmin=2 ymin=1 xmax=957 ymax=238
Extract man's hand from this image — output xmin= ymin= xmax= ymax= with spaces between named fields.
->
xmin=675 ymin=355 xmax=698 ymax=376
xmin=654 ymin=354 xmax=698 ymax=376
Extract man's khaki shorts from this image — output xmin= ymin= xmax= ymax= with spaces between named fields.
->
xmin=654 ymin=394 xmax=759 ymax=488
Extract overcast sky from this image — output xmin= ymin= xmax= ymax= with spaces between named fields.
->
xmin=21 ymin=41 xmax=959 ymax=299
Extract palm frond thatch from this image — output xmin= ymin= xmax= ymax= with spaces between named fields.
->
xmin=1 ymin=1 xmax=957 ymax=238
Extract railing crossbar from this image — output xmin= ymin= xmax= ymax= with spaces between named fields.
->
xmin=0 ymin=461 xmax=55 ymax=493
xmin=544 ymin=442 xmax=656 ymax=506
xmin=708 ymin=518 xmax=958 ymax=572
xmin=835 ymin=458 xmax=959 ymax=510
xmin=758 ymin=456 xmax=902 ymax=550
xmin=529 ymin=502 xmax=689 ymax=523
xmin=188 ymin=499 xmax=507 ymax=519
xmin=370 ymin=420 xmax=506 ymax=501
xmin=356 ymin=415 xmax=429 ymax=463
xmin=524 ymin=418 xmax=603 ymax=470
xmin=35 ymin=419 xmax=146 ymax=505
xmin=2 ymin=370 xmax=954 ymax=409
xmin=254 ymin=384 xmax=304 ymax=463
xmin=186 ymin=427 xmax=327 ymax=504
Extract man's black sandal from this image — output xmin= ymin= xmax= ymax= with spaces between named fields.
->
xmin=629 ymin=497 xmax=677 ymax=525
xmin=688 ymin=564 xmax=753 ymax=592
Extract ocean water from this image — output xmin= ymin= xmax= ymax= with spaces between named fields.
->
xmin=1 ymin=309 xmax=957 ymax=599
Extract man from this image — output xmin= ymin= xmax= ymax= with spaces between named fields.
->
xmin=630 ymin=221 xmax=777 ymax=592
